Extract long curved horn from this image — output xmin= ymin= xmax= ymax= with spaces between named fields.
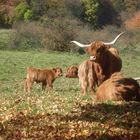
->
xmin=134 ymin=77 xmax=140 ymax=81
xmin=103 ymin=32 xmax=125 ymax=45
xmin=70 ymin=41 xmax=91 ymax=48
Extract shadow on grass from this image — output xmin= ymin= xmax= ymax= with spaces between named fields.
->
xmin=1 ymin=102 xmax=140 ymax=140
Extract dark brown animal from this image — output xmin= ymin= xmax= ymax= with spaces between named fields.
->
xmin=71 ymin=32 xmax=124 ymax=82
xmin=66 ymin=60 xmax=98 ymax=95
xmin=96 ymin=72 xmax=140 ymax=102
xmin=24 ymin=67 xmax=63 ymax=92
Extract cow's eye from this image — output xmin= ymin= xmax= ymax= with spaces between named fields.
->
xmin=97 ymin=49 xmax=100 ymax=53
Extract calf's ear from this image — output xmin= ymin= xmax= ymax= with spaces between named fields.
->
xmin=53 ymin=68 xmax=57 ymax=72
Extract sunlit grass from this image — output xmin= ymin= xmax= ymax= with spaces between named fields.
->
xmin=0 ymin=50 xmax=140 ymax=139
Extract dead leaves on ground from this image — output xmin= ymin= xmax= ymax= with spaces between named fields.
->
xmin=0 ymin=98 xmax=140 ymax=140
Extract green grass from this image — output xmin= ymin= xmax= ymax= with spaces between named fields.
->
xmin=0 ymin=29 xmax=16 ymax=50
xmin=0 ymin=51 xmax=88 ymax=114
xmin=0 ymin=50 xmax=140 ymax=139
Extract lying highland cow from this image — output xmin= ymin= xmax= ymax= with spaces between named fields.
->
xmin=96 ymin=72 xmax=140 ymax=102
xmin=66 ymin=60 xmax=98 ymax=95
xmin=24 ymin=67 xmax=63 ymax=92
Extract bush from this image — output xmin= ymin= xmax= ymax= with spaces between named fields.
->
xmin=15 ymin=2 xmax=32 ymax=21
xmin=41 ymin=17 xmax=97 ymax=52
xmin=11 ymin=22 xmax=43 ymax=50
xmin=0 ymin=29 xmax=16 ymax=50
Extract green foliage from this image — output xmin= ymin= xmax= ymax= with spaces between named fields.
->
xmin=12 ymin=23 xmax=43 ymax=50
xmin=82 ymin=0 xmax=121 ymax=28
xmin=82 ymin=0 xmax=100 ymax=28
xmin=0 ymin=0 xmax=140 ymax=28
xmin=0 ymin=29 xmax=16 ymax=50
xmin=15 ymin=2 xmax=32 ymax=21
xmin=24 ymin=9 xmax=33 ymax=21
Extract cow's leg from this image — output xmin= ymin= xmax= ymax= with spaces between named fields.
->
xmin=89 ymin=79 xmax=95 ymax=95
xmin=42 ymin=82 xmax=47 ymax=91
xmin=81 ymin=81 xmax=87 ymax=95
xmin=27 ymin=79 xmax=33 ymax=92
xmin=24 ymin=79 xmax=28 ymax=92
xmin=47 ymin=81 xmax=53 ymax=92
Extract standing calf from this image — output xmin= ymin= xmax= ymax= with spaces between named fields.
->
xmin=24 ymin=67 xmax=63 ymax=92
xmin=66 ymin=60 xmax=98 ymax=95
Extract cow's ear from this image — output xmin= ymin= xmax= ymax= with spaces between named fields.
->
xmin=53 ymin=68 xmax=57 ymax=72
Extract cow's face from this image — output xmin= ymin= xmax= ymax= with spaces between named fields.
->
xmin=53 ymin=68 xmax=63 ymax=77
xmin=65 ymin=66 xmax=78 ymax=78
xmin=86 ymin=41 xmax=106 ymax=62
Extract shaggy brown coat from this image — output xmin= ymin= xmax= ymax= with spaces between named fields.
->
xmin=86 ymin=41 xmax=122 ymax=82
xmin=24 ymin=67 xmax=62 ymax=92
xmin=96 ymin=73 xmax=140 ymax=102
xmin=66 ymin=60 xmax=98 ymax=95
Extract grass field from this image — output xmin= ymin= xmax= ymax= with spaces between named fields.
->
xmin=0 ymin=50 xmax=140 ymax=139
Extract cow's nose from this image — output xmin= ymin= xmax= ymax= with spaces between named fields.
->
xmin=90 ymin=56 xmax=96 ymax=61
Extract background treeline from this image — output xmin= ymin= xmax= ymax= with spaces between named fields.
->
xmin=0 ymin=0 xmax=140 ymax=52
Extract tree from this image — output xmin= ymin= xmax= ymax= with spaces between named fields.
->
xmin=15 ymin=1 xmax=32 ymax=21
xmin=82 ymin=0 xmax=121 ymax=29
xmin=0 ymin=0 xmax=19 ymax=27
xmin=30 ymin=0 xmax=48 ymax=20
xmin=82 ymin=0 xmax=100 ymax=28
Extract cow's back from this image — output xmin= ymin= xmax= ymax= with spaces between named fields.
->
xmin=96 ymin=78 xmax=117 ymax=101
xmin=109 ymin=48 xmax=122 ymax=72
xmin=36 ymin=70 xmax=48 ymax=83
xmin=103 ymin=48 xmax=122 ymax=79
xmin=78 ymin=60 xmax=89 ymax=83
xmin=78 ymin=60 xmax=97 ymax=86
xmin=26 ymin=67 xmax=48 ymax=83
xmin=96 ymin=73 xmax=140 ymax=102
xmin=27 ymin=67 xmax=39 ymax=80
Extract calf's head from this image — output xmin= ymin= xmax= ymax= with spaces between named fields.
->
xmin=53 ymin=67 xmax=63 ymax=77
xmin=65 ymin=66 xmax=78 ymax=78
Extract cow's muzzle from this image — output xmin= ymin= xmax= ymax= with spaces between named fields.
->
xmin=90 ymin=56 xmax=96 ymax=61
